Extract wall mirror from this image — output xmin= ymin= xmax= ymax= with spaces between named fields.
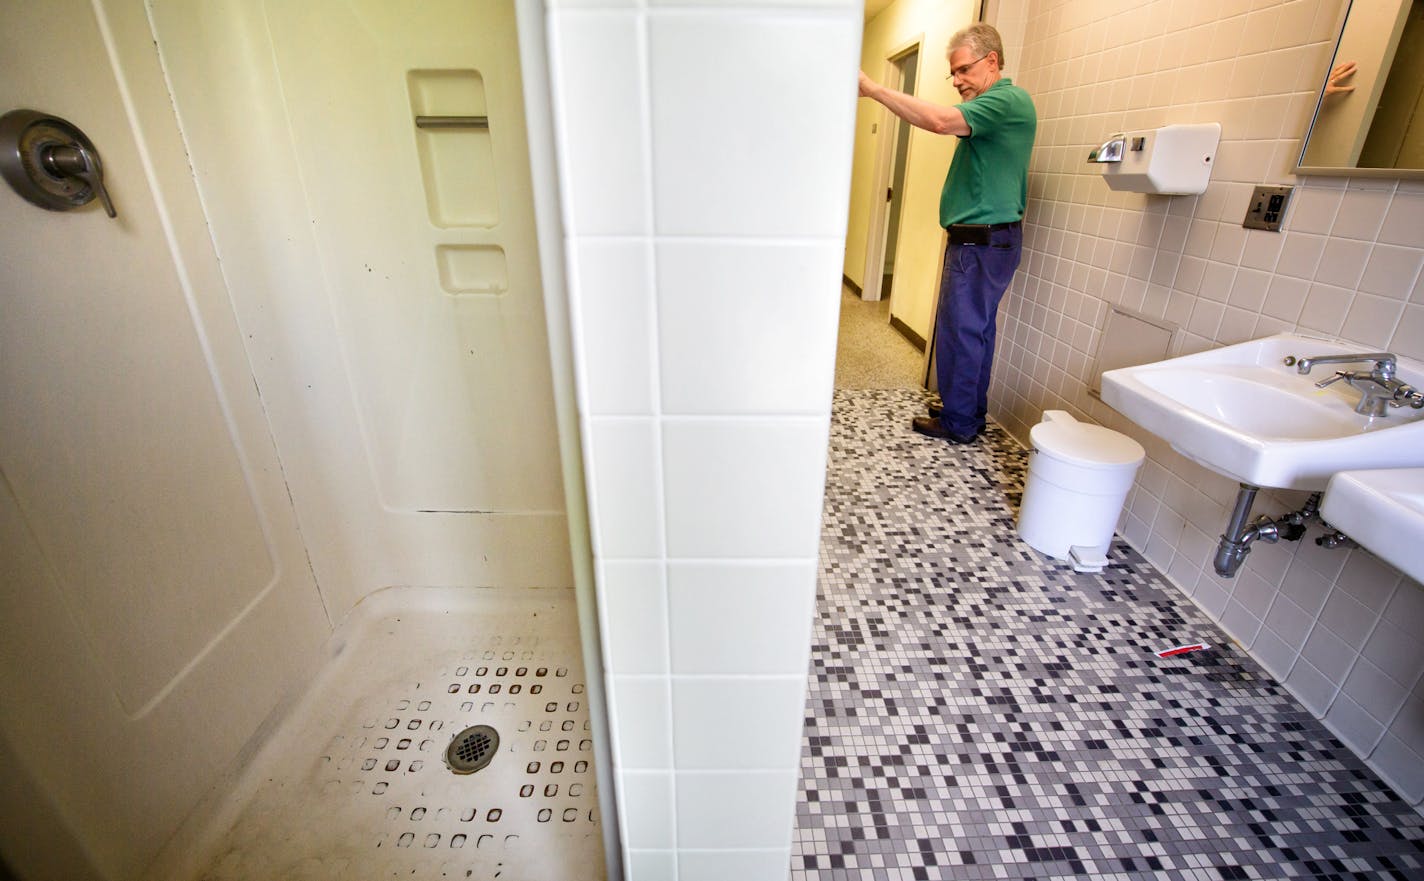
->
xmin=1296 ymin=0 xmax=1424 ymax=177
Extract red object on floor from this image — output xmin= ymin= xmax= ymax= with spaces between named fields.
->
xmin=1156 ymin=643 xmax=1209 ymax=658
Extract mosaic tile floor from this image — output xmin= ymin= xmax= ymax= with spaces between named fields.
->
xmin=793 ymin=389 xmax=1424 ymax=881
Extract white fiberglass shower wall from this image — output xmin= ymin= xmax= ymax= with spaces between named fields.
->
xmin=2 ymin=0 xmax=593 ymax=877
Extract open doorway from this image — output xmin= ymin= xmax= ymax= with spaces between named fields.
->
xmin=879 ymin=46 xmax=918 ymax=304
xmin=835 ymin=39 xmax=926 ymax=391
xmin=862 ymin=43 xmax=920 ymax=308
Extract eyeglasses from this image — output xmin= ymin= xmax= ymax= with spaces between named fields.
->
xmin=948 ymin=54 xmax=989 ymax=79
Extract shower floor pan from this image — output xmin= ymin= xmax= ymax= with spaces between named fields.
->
xmin=187 ymin=586 xmax=604 ymax=881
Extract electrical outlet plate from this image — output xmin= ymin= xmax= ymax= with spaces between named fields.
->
xmin=1243 ymin=185 xmax=1293 ymax=232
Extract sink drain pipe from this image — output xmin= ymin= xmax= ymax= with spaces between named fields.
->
xmin=1214 ymin=485 xmax=1323 ymax=577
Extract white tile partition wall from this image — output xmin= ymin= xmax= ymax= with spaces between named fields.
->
xmin=990 ymin=0 xmax=1424 ymax=808
xmin=543 ymin=1 xmax=861 ymax=877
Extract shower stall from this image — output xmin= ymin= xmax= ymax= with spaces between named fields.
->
xmin=0 ymin=0 xmax=613 ymax=877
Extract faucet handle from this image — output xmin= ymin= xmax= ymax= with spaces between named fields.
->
xmin=1314 ymin=371 xmax=1349 ymax=389
xmin=1390 ymin=382 xmax=1424 ymax=409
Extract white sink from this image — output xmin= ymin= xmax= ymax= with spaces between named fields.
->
xmin=1321 ymin=468 xmax=1424 ymax=583
xmin=1100 ymin=333 xmax=1424 ymax=490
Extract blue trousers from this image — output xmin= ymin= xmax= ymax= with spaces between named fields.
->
xmin=934 ymin=225 xmax=1023 ymax=438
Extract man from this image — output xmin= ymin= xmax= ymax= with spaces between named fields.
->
xmin=858 ymin=23 xmax=1036 ymax=444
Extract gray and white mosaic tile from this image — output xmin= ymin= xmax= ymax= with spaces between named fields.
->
xmin=794 ymin=389 xmax=1424 ymax=881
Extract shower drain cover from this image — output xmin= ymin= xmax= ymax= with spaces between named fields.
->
xmin=446 ymin=724 xmax=499 ymax=775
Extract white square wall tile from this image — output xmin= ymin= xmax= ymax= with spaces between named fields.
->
xmin=1298 ymin=283 xmax=1352 ymax=336
xmin=1386 ymin=694 xmax=1424 ymax=752
xmin=671 ymin=676 xmax=806 ymax=770
xmin=610 ymin=676 xmax=673 ymax=769
xmin=1380 ymin=190 xmax=1424 ymax=247
xmin=1227 ymin=569 xmax=1275 ymax=619
xmin=1280 ymin=558 xmax=1332 ymax=614
xmin=1196 ymin=572 xmax=1230 ymax=620
xmin=548 ymin=0 xmax=638 ymax=7
xmin=550 ymin=11 xmax=648 ymax=235
xmin=1219 ymin=600 xmax=1262 ymax=647
xmin=662 ymin=418 xmax=829 ymax=558
xmin=668 ymin=560 xmax=817 ymax=674
xmin=647 ymin=12 xmax=859 ymax=237
xmin=588 ymin=418 xmax=664 ymax=558
xmin=1336 ymin=550 xmax=1401 ymax=615
xmin=1285 ymin=658 xmax=1339 ymax=717
xmin=626 ymin=850 xmax=677 ymax=881
xmin=1330 ymin=185 xmax=1391 ymax=241
xmin=620 ymin=771 xmax=676 ymax=849
xmin=1393 ymin=306 xmax=1424 ymax=361
xmin=1286 ymin=185 xmax=1341 ymax=235
xmin=1341 ymin=290 xmax=1406 ymax=350
xmin=1372 ymin=733 xmax=1424 ymax=804
xmin=679 ymin=849 xmax=792 ymax=881
xmin=1313 ymin=238 xmax=1371 ymax=289
xmin=1318 ymin=588 xmax=1376 ymax=648
xmin=1198 ymin=261 xmax=1237 ymax=304
xmin=1359 ymin=245 xmax=1424 ymax=299
xmin=573 ymin=240 xmax=656 ymax=415
xmin=1385 ymin=579 xmax=1424 ymax=623
xmin=1324 ymin=694 xmax=1386 ymax=757
xmin=1249 ymin=628 xmax=1298 ymax=681
xmin=1262 ymin=274 xmax=1309 ymax=322
xmin=1342 ymin=657 xmax=1410 ymax=726
xmin=1263 ymin=595 xmax=1313 ymax=646
xmin=599 ymin=560 xmax=669 ymax=674
xmin=675 ymin=770 xmax=798 ymax=849
xmin=656 ymin=241 xmax=841 ymax=415
xmin=1275 ymin=233 xmax=1326 ymax=280
xmin=1363 ymin=619 xmax=1424 ymax=687
xmin=1301 ymin=621 xmax=1357 ymax=684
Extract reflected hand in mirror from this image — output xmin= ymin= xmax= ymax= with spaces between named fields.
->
xmin=1297 ymin=0 xmax=1424 ymax=174
xmin=1324 ymin=60 xmax=1357 ymax=96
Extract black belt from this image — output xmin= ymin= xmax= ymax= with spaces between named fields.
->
xmin=947 ymin=220 xmax=1020 ymax=245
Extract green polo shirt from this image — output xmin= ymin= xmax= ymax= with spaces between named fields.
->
xmin=939 ymin=77 xmax=1036 ymax=227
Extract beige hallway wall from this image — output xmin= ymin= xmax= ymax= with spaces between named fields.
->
xmin=845 ymin=0 xmax=977 ymax=340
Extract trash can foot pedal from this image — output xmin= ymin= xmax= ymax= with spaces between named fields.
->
xmin=1069 ymin=545 xmax=1108 ymax=573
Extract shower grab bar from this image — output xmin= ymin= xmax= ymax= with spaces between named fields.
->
xmin=415 ymin=115 xmax=489 ymax=129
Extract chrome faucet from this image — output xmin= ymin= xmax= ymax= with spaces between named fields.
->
xmin=1286 ymin=352 xmax=1424 ymax=416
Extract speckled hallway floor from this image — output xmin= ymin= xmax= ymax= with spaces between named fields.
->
xmin=792 ymin=389 xmax=1424 ymax=881
xmin=833 ymin=285 xmax=925 ymax=390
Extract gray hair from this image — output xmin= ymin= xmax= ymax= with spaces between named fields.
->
xmin=950 ymin=23 xmax=1006 ymax=69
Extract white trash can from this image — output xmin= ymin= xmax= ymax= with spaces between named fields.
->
xmin=1016 ymin=410 xmax=1145 ymax=573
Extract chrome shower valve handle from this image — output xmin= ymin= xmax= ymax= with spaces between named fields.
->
xmin=41 ymin=139 xmax=116 ymax=217
xmin=0 ymin=108 xmax=118 ymax=218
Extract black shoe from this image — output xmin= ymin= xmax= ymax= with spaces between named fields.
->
xmin=911 ymin=416 xmax=977 ymax=444
xmin=927 ymin=401 xmax=943 ymax=418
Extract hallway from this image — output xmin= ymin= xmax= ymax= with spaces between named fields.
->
xmin=834 ymin=285 xmax=925 ymax=391
xmin=793 ymin=389 xmax=1424 ymax=880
